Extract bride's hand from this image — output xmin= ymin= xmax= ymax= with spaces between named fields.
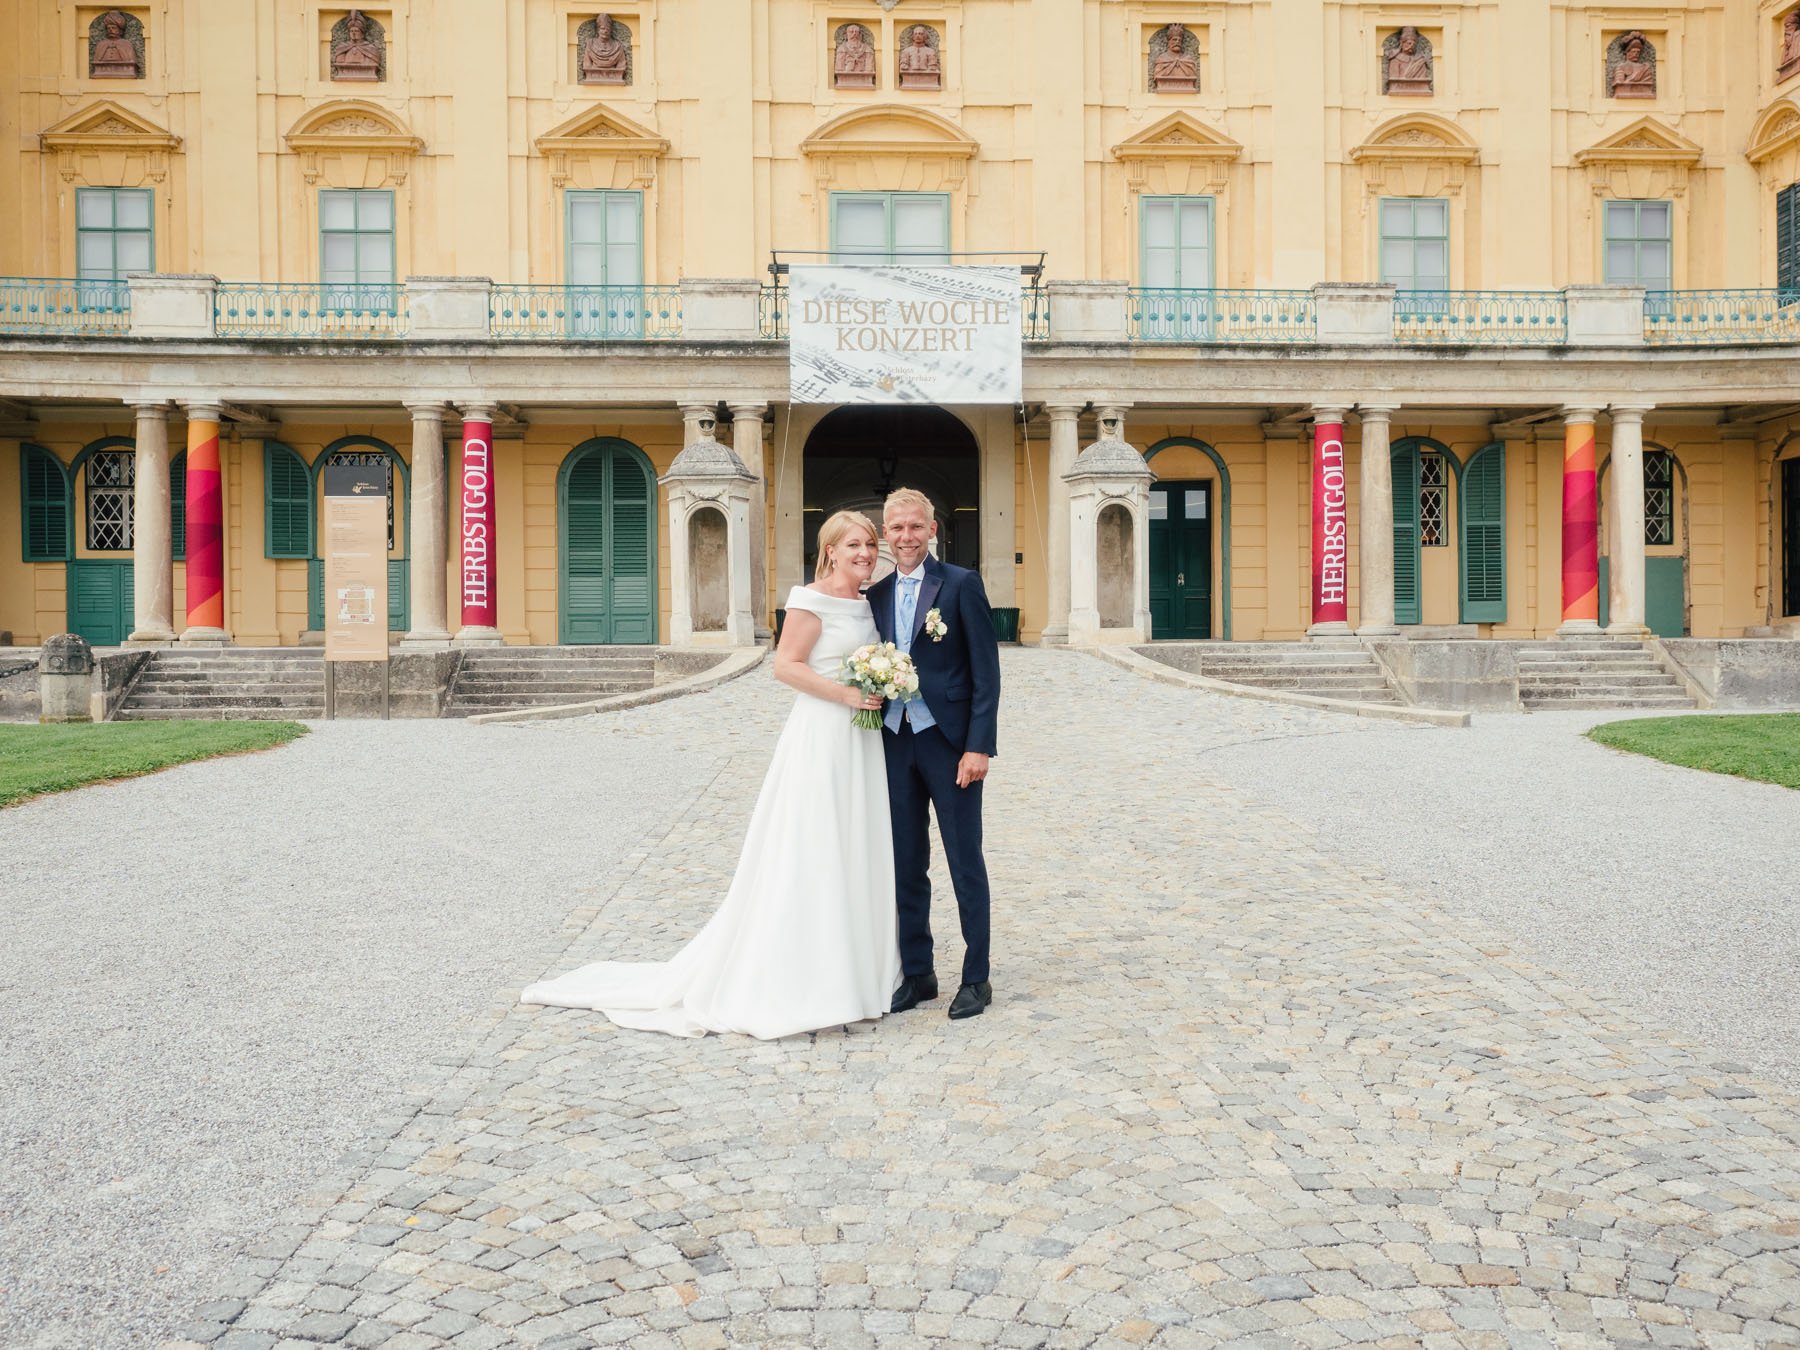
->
xmin=848 ymin=689 xmax=883 ymax=710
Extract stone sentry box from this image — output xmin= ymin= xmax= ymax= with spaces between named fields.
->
xmin=662 ymin=413 xmax=758 ymax=646
xmin=1065 ymin=412 xmax=1154 ymax=645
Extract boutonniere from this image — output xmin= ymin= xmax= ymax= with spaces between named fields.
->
xmin=923 ymin=607 xmax=948 ymax=642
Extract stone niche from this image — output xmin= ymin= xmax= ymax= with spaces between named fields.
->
xmin=1606 ymin=30 xmax=1658 ymax=101
xmin=1147 ymin=22 xmax=1200 ymax=93
xmin=574 ymin=13 xmax=633 ymax=86
xmin=82 ymin=7 xmax=147 ymax=79
xmin=833 ymin=21 xmax=878 ymax=90
xmin=1781 ymin=8 xmax=1800 ymax=85
xmin=896 ymin=23 xmax=941 ymax=91
xmin=1381 ymin=25 xmax=1435 ymax=97
xmin=322 ymin=8 xmax=389 ymax=83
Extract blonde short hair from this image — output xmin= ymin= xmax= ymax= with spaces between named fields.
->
xmin=882 ymin=487 xmax=935 ymax=522
xmin=814 ymin=509 xmax=879 ymax=579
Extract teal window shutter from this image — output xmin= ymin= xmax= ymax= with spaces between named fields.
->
xmin=1391 ymin=441 xmax=1422 ymax=625
xmin=171 ymin=450 xmax=187 ymax=561
xmin=264 ymin=443 xmax=313 ymax=558
xmin=1779 ymin=183 xmax=1800 ymax=300
xmin=21 ymin=445 xmax=71 ymax=562
xmin=1460 ymin=443 xmax=1507 ymax=623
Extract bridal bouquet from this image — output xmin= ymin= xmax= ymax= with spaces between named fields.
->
xmin=841 ymin=643 xmax=920 ymax=730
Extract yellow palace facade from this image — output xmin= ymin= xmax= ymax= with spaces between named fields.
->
xmin=4 ymin=0 xmax=1800 ymax=664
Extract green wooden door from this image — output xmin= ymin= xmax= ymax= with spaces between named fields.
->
xmin=1392 ymin=442 xmax=1422 ymax=625
xmin=561 ymin=443 xmax=656 ymax=644
xmin=1147 ymin=481 xmax=1212 ymax=639
xmin=1459 ymin=443 xmax=1506 ymax=623
xmin=67 ymin=559 xmax=132 ymax=644
xmin=1597 ymin=557 xmax=1686 ymax=637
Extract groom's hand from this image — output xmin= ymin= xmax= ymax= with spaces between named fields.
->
xmin=955 ymin=752 xmax=989 ymax=788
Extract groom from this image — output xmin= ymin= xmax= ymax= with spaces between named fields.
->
xmin=868 ymin=488 xmax=1002 ymax=1021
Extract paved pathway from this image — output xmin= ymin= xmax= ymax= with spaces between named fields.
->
xmin=5 ymin=650 xmax=1800 ymax=1347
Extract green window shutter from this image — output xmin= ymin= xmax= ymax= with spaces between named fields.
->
xmin=1780 ymin=184 xmax=1800 ymax=297
xmin=1460 ymin=443 xmax=1507 ymax=623
xmin=307 ymin=557 xmax=324 ymax=631
xmin=170 ymin=451 xmax=187 ymax=561
xmin=607 ymin=452 xmax=655 ymax=643
xmin=1391 ymin=442 xmax=1421 ymax=625
xmin=21 ymin=445 xmax=71 ymax=562
xmin=563 ymin=453 xmax=610 ymax=643
xmin=264 ymin=443 xmax=313 ymax=558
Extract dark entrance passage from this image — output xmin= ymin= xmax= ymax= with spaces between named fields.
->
xmin=1148 ymin=480 xmax=1212 ymax=638
xmin=1785 ymin=457 xmax=1800 ymax=618
xmin=802 ymin=406 xmax=979 ymax=580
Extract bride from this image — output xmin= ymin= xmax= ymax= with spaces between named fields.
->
xmin=520 ymin=510 xmax=901 ymax=1039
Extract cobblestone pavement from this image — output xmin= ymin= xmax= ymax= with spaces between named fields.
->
xmin=64 ymin=651 xmax=1800 ymax=1346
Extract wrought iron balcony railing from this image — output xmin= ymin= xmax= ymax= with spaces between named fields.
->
xmin=1643 ymin=289 xmax=1800 ymax=346
xmin=1391 ymin=291 xmax=1567 ymax=345
xmin=0 ymin=277 xmax=131 ymax=335
xmin=490 ymin=284 xmax=682 ymax=340
xmin=214 ymin=283 xmax=409 ymax=339
xmin=759 ymin=281 xmax=1051 ymax=340
xmin=1126 ymin=288 xmax=1316 ymax=343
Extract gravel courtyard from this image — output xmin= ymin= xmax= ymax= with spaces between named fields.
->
xmin=4 ymin=648 xmax=1799 ymax=1349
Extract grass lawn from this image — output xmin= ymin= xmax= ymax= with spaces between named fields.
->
xmin=1587 ymin=713 xmax=1800 ymax=790
xmin=0 ymin=721 xmax=308 ymax=807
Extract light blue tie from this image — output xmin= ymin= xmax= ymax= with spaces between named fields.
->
xmin=884 ymin=577 xmax=919 ymax=733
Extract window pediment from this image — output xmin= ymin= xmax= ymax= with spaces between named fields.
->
xmin=1349 ymin=113 xmax=1479 ymax=197
xmin=536 ymin=106 xmax=669 ymax=189
xmin=285 ymin=100 xmax=423 ymax=185
xmin=801 ymin=105 xmax=978 ymax=193
xmin=1574 ymin=116 xmax=1702 ymax=197
xmin=1748 ymin=99 xmax=1800 ymax=185
xmin=1111 ymin=113 xmax=1243 ymax=192
xmin=40 ymin=101 xmax=180 ymax=182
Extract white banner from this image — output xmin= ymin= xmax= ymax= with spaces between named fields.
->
xmin=788 ymin=264 xmax=1022 ymax=405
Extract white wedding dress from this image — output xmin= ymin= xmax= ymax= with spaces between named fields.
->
xmin=521 ymin=586 xmax=901 ymax=1039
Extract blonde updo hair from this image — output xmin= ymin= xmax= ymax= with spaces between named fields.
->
xmin=814 ymin=508 xmax=879 ymax=579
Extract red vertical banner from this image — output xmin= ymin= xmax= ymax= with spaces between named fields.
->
xmin=1310 ymin=419 xmax=1349 ymax=626
xmin=459 ymin=421 xmax=497 ymax=631
xmin=184 ymin=417 xmax=224 ymax=632
xmin=1560 ymin=418 xmax=1600 ymax=624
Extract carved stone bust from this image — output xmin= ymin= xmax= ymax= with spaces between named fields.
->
xmin=330 ymin=9 xmax=385 ymax=82
xmin=1782 ymin=9 xmax=1800 ymax=84
xmin=1608 ymin=31 xmax=1656 ymax=99
xmin=1383 ymin=25 xmax=1433 ymax=96
xmin=897 ymin=25 xmax=940 ymax=90
xmin=88 ymin=10 xmax=144 ymax=80
xmin=1149 ymin=23 xmax=1198 ymax=94
xmin=835 ymin=23 xmax=876 ymax=89
xmin=578 ymin=13 xmax=630 ymax=85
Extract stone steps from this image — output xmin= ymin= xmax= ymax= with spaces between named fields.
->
xmin=116 ymin=649 xmax=327 ymax=721
xmin=1154 ymin=644 xmax=1403 ymax=705
xmin=1516 ymin=640 xmax=1693 ymax=711
xmin=443 ymin=647 xmax=657 ymax=718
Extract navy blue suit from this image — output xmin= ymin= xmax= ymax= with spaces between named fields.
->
xmin=867 ymin=556 xmax=1001 ymax=985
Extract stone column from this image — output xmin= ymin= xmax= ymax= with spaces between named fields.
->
xmin=729 ymin=402 xmax=770 ymax=638
xmin=1040 ymin=403 xmax=1083 ymax=644
xmin=681 ymin=401 xmax=714 ymax=449
xmin=178 ymin=400 xmax=231 ymax=644
xmin=1606 ymin=403 xmax=1654 ymax=637
xmin=401 ymin=401 xmax=451 ymax=647
xmin=1356 ymin=404 xmax=1400 ymax=635
xmin=127 ymin=401 xmax=176 ymax=644
xmin=1307 ymin=407 xmax=1352 ymax=638
xmin=453 ymin=401 xmax=503 ymax=645
xmin=1557 ymin=406 xmax=1603 ymax=636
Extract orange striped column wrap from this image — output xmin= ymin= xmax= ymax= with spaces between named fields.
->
xmin=184 ymin=415 xmax=224 ymax=630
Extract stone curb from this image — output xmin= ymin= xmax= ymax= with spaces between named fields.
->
xmin=466 ymin=645 xmax=766 ymax=724
xmin=1085 ymin=643 xmax=1472 ymax=727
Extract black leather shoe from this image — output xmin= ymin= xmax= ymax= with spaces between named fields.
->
xmin=890 ymin=973 xmax=939 ymax=1013
xmin=947 ymin=981 xmax=992 ymax=1020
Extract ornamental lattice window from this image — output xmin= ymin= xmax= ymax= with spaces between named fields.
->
xmin=325 ymin=449 xmax=394 ymax=548
xmin=1419 ymin=451 xmax=1447 ymax=546
xmin=1645 ymin=450 xmax=1674 ymax=545
xmin=86 ymin=448 xmax=134 ymax=550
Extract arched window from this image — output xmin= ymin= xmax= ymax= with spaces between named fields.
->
xmin=1418 ymin=449 xmax=1448 ymax=547
xmin=85 ymin=448 xmax=134 ymax=550
xmin=171 ymin=451 xmax=187 ymax=561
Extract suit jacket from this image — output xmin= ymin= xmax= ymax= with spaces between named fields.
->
xmin=867 ymin=555 xmax=1001 ymax=757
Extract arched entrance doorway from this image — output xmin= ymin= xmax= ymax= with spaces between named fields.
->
xmin=801 ymin=406 xmax=979 ymax=580
xmin=307 ymin=436 xmax=410 ymax=634
xmin=558 ymin=437 xmax=657 ymax=644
